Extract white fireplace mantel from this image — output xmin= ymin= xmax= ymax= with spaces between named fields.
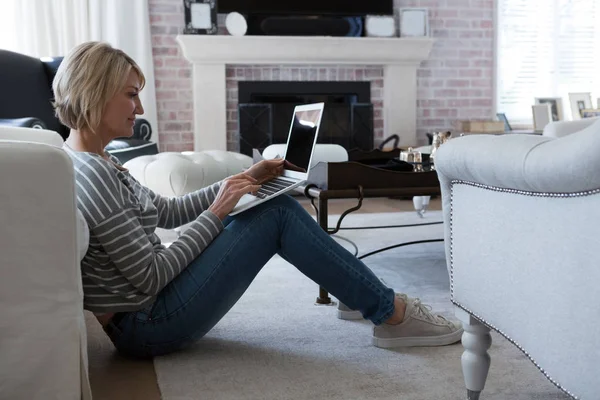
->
xmin=176 ymin=35 xmax=434 ymax=151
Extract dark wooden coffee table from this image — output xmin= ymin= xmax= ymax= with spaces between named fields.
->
xmin=298 ymin=160 xmax=442 ymax=304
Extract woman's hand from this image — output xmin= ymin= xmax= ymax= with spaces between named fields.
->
xmin=246 ymin=158 xmax=285 ymax=184
xmin=208 ymin=174 xmax=261 ymax=220
xmin=246 ymin=158 xmax=307 ymax=183
xmin=245 ymin=159 xmax=286 ymax=184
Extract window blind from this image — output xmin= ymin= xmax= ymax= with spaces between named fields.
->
xmin=497 ymin=0 xmax=600 ymax=123
xmin=0 ymin=1 xmax=18 ymax=52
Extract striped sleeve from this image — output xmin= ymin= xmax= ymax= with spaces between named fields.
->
xmin=92 ymin=206 xmax=224 ymax=295
xmin=146 ymin=181 xmax=222 ymax=229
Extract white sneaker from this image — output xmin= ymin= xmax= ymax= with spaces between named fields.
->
xmin=337 ymin=301 xmax=363 ymax=320
xmin=372 ymin=294 xmax=463 ymax=348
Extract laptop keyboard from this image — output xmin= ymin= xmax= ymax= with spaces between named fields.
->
xmin=254 ymin=177 xmax=296 ymax=199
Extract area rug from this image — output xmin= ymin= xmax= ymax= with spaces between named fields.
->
xmin=154 ymin=211 xmax=569 ymax=400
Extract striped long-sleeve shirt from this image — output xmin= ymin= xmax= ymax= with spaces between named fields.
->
xmin=64 ymin=145 xmax=224 ymax=313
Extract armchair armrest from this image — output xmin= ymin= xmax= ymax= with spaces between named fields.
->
xmin=0 ymin=140 xmax=90 ymax=399
xmin=0 ymin=117 xmax=47 ymax=129
xmin=543 ymin=117 xmax=600 ymax=138
xmin=436 ymin=118 xmax=600 ymax=193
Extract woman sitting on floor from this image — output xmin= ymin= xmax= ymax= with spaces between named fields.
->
xmin=55 ymin=41 xmax=462 ymax=358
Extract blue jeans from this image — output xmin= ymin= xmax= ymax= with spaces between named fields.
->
xmin=105 ymin=195 xmax=395 ymax=358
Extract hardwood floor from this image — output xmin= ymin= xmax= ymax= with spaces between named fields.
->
xmin=86 ymin=312 xmax=161 ymax=400
xmin=86 ymin=197 xmax=441 ymax=399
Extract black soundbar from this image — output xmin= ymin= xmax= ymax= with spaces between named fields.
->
xmin=245 ymin=15 xmax=363 ymax=37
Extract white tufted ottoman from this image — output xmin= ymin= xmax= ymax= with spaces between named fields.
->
xmin=124 ymin=150 xmax=253 ymax=197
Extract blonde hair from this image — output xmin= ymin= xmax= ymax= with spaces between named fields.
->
xmin=53 ymin=41 xmax=145 ymax=132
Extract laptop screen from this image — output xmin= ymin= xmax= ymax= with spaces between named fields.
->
xmin=284 ymin=107 xmax=323 ymax=173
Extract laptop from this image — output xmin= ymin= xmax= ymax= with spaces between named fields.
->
xmin=229 ymin=102 xmax=325 ymax=216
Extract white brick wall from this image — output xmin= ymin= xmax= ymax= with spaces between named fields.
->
xmin=149 ymin=0 xmax=494 ymax=151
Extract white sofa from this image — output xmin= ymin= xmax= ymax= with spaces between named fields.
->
xmin=435 ymin=117 xmax=600 ymax=399
xmin=0 ymin=126 xmax=92 ymax=399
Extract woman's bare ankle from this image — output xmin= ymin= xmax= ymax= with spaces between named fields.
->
xmin=384 ymin=296 xmax=406 ymax=325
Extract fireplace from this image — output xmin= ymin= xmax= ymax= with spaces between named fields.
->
xmin=176 ymin=35 xmax=434 ymax=152
xmin=237 ymin=81 xmax=373 ymax=156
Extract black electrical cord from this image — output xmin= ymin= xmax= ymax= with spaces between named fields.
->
xmin=331 ymin=221 xmax=443 ymax=231
xmin=303 ymin=183 xmax=445 ymax=259
xmin=332 ymin=235 xmax=444 ymax=260
xmin=329 ymin=221 xmax=443 ymax=257
xmin=358 ymin=239 xmax=444 ymax=260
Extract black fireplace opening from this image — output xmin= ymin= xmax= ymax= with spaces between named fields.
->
xmin=237 ymin=81 xmax=373 ymax=157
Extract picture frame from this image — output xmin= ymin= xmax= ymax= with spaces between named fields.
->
xmin=183 ymin=0 xmax=217 ymax=35
xmin=397 ymin=8 xmax=429 ymax=37
xmin=534 ymin=97 xmax=564 ymax=122
xmin=568 ymin=92 xmax=593 ymax=120
xmin=580 ymin=109 xmax=600 ymax=119
xmin=532 ymin=104 xmax=553 ymax=132
xmin=496 ymin=112 xmax=512 ymax=131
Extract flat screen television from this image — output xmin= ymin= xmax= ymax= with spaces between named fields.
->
xmin=217 ymin=0 xmax=394 ymax=16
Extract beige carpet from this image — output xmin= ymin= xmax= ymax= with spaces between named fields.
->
xmin=153 ymin=211 xmax=570 ymax=400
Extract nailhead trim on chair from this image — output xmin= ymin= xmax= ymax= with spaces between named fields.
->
xmin=448 ymin=180 xmax=599 ymax=400
xmin=451 ymin=180 xmax=600 ymax=198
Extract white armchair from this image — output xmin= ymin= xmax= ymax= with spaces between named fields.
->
xmin=435 ymin=118 xmax=600 ymax=400
xmin=0 ymin=126 xmax=91 ymax=399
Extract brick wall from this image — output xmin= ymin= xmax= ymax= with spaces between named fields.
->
xmin=149 ymin=0 xmax=494 ymax=151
